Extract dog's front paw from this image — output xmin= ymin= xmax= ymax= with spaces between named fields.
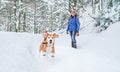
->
xmin=51 ymin=55 xmax=54 ymax=57
xmin=51 ymin=53 xmax=55 ymax=57
xmin=43 ymin=52 xmax=46 ymax=56
xmin=43 ymin=54 xmax=46 ymax=56
xmin=40 ymin=51 xmax=46 ymax=56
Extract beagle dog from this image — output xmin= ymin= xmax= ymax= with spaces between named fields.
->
xmin=39 ymin=30 xmax=59 ymax=57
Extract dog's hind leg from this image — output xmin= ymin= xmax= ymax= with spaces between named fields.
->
xmin=42 ymin=45 xmax=47 ymax=56
xmin=51 ymin=47 xmax=55 ymax=57
xmin=39 ymin=44 xmax=43 ymax=52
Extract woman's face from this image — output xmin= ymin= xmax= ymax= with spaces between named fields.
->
xmin=71 ymin=11 xmax=75 ymax=16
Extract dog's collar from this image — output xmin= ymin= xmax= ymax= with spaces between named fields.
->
xmin=42 ymin=42 xmax=48 ymax=44
xmin=47 ymin=43 xmax=55 ymax=45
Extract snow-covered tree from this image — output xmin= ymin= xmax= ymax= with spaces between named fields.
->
xmin=0 ymin=0 xmax=119 ymax=33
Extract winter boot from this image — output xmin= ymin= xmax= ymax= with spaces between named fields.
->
xmin=71 ymin=42 xmax=74 ymax=48
xmin=73 ymin=42 xmax=77 ymax=48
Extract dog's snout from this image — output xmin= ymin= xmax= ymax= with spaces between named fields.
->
xmin=50 ymin=40 xmax=52 ymax=43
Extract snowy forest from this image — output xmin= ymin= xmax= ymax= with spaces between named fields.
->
xmin=0 ymin=0 xmax=120 ymax=72
xmin=0 ymin=0 xmax=120 ymax=33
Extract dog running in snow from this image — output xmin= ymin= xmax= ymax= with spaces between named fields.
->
xmin=39 ymin=30 xmax=59 ymax=57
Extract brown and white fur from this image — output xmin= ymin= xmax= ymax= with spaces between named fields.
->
xmin=39 ymin=31 xmax=59 ymax=57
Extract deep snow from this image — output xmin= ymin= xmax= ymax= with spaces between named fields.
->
xmin=0 ymin=22 xmax=120 ymax=72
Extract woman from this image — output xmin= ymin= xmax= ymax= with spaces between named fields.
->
xmin=66 ymin=10 xmax=80 ymax=48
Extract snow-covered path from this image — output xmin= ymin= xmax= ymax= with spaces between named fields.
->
xmin=0 ymin=22 xmax=120 ymax=72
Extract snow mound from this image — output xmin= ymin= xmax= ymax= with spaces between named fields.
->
xmin=0 ymin=22 xmax=120 ymax=72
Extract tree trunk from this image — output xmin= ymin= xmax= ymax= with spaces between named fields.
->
xmin=34 ymin=0 xmax=37 ymax=34
xmin=14 ymin=0 xmax=17 ymax=32
xmin=23 ymin=12 xmax=26 ymax=32
xmin=92 ymin=0 xmax=95 ymax=14
xmin=73 ymin=0 xmax=77 ymax=10
xmin=119 ymin=12 xmax=120 ymax=21
xmin=7 ymin=9 xmax=11 ymax=31
xmin=50 ymin=5 xmax=53 ymax=32
xmin=18 ymin=12 xmax=21 ymax=32
xmin=69 ymin=0 xmax=71 ymax=13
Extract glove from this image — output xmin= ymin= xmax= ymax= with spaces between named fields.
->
xmin=66 ymin=31 xmax=69 ymax=34
xmin=76 ymin=33 xmax=80 ymax=36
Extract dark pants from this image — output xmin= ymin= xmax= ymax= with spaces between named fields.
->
xmin=70 ymin=31 xmax=77 ymax=48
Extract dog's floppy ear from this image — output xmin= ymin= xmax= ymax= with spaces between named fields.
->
xmin=45 ymin=30 xmax=48 ymax=33
xmin=43 ymin=31 xmax=49 ymax=41
xmin=43 ymin=31 xmax=48 ymax=37
xmin=53 ymin=33 xmax=59 ymax=38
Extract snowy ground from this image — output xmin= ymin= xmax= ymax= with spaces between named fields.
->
xmin=0 ymin=22 xmax=120 ymax=72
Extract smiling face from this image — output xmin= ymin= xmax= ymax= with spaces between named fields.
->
xmin=47 ymin=34 xmax=54 ymax=44
xmin=71 ymin=10 xmax=76 ymax=16
xmin=47 ymin=33 xmax=59 ymax=44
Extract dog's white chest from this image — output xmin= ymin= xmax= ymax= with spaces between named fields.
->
xmin=46 ymin=44 xmax=53 ymax=54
